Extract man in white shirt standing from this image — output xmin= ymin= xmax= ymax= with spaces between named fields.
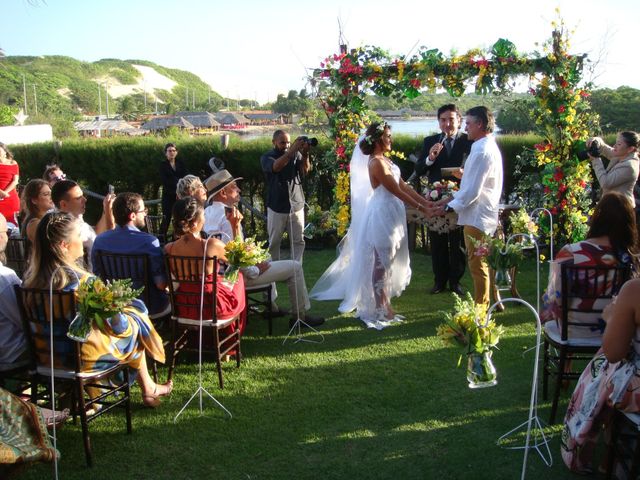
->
xmin=203 ymin=169 xmax=324 ymax=328
xmin=432 ymin=106 xmax=503 ymax=305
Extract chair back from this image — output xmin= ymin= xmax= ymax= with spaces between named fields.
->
xmin=164 ymin=253 xmax=220 ymax=321
xmin=94 ymin=251 xmax=151 ymax=306
xmin=14 ymin=285 xmax=82 ymax=374
xmin=6 ymin=237 xmax=30 ymax=278
xmin=560 ymin=263 xmax=631 ymax=340
xmin=145 ymin=215 xmax=166 ymax=244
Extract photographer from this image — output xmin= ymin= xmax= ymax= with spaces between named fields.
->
xmin=260 ymin=130 xmax=314 ymax=263
xmin=587 ymin=132 xmax=640 ymax=207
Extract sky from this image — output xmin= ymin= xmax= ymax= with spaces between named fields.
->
xmin=2 ymin=0 xmax=639 ymax=105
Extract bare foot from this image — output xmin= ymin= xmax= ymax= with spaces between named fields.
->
xmin=142 ymin=380 xmax=173 ymax=408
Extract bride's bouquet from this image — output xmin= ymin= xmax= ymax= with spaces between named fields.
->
xmin=67 ymin=277 xmax=142 ymax=342
xmin=224 ymin=236 xmax=270 ymax=284
xmin=420 ymin=180 xmax=459 ymax=233
xmin=423 ymin=180 xmax=458 ymax=202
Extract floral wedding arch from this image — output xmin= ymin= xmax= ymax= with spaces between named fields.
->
xmin=312 ymin=14 xmax=599 ymax=244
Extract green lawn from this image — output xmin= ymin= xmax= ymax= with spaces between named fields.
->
xmin=21 ymin=248 xmax=581 ymax=480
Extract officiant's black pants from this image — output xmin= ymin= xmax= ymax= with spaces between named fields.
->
xmin=428 ymin=226 xmax=466 ymax=288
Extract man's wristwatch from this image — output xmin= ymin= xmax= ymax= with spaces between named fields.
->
xmin=444 ymin=204 xmax=454 ymax=213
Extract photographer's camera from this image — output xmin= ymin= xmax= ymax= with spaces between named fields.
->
xmin=300 ymin=136 xmax=318 ymax=147
xmin=577 ymin=139 xmax=601 ymax=161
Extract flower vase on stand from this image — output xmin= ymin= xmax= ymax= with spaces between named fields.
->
xmin=494 ymin=251 xmax=513 ymax=289
xmin=494 ymin=267 xmax=512 ymax=289
xmin=467 ymin=350 xmax=497 ymax=389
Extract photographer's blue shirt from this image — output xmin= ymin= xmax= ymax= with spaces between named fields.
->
xmin=91 ymin=225 xmax=169 ymax=316
xmin=260 ymin=148 xmax=305 ymax=213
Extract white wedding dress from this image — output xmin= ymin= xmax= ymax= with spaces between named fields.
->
xmin=310 ymin=141 xmax=411 ymax=329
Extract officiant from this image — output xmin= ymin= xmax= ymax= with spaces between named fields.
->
xmin=414 ymin=104 xmax=472 ymax=296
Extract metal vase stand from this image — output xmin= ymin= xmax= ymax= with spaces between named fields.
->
xmin=175 ymin=236 xmax=232 ymax=422
xmin=492 ymin=234 xmax=553 ymax=479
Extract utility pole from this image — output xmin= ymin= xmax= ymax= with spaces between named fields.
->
xmin=22 ymin=75 xmax=28 ymax=114
xmin=32 ymin=84 xmax=37 ymax=116
xmin=98 ymin=83 xmax=102 ymax=117
xmin=192 ymin=91 xmax=195 ymax=110
xmin=105 ymin=82 xmax=110 ymax=118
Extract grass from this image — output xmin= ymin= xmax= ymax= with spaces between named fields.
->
xmin=21 ymin=248 xmax=579 ymax=480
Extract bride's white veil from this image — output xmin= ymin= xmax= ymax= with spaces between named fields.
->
xmin=309 ymin=136 xmax=373 ymax=302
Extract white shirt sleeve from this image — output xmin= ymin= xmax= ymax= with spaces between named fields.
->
xmin=203 ymin=202 xmax=234 ymax=243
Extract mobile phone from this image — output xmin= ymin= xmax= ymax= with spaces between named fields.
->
xmin=108 ymin=184 xmax=114 ymax=195
xmin=224 ymin=206 xmax=233 ymax=214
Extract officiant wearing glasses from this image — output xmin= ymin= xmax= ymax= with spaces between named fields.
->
xmin=414 ymin=104 xmax=472 ymax=296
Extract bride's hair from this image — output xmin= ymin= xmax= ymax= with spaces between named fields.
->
xmin=359 ymin=122 xmax=389 ymax=155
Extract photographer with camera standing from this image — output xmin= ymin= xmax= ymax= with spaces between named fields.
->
xmin=260 ymin=130 xmax=314 ymax=263
xmin=587 ymin=132 xmax=640 ymax=207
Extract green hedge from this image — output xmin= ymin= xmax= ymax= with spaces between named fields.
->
xmin=9 ymin=133 xmax=544 ymax=223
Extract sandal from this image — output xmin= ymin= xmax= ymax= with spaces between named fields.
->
xmin=142 ymin=380 xmax=173 ymax=408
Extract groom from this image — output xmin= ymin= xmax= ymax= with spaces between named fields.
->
xmin=415 ymin=104 xmax=472 ymax=296
xmin=429 ymin=106 xmax=503 ymax=306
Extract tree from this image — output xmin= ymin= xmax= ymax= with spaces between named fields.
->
xmin=0 ymin=105 xmax=18 ymax=126
xmin=496 ymin=98 xmax=536 ymax=133
xmin=589 ymin=86 xmax=640 ymax=132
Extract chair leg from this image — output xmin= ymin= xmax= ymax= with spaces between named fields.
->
xmin=630 ymin=424 xmax=640 ymax=479
xmin=214 ymin=328 xmax=224 ymax=389
xmin=124 ymin=369 xmax=132 ymax=435
xmin=605 ymin=411 xmax=620 ymax=480
xmin=236 ymin=330 xmax=241 ymax=369
xmin=267 ymin=287 xmax=273 ymax=336
xmin=150 ymin=355 xmax=158 ymax=384
xmin=76 ymin=380 xmax=93 ymax=467
xmin=542 ymin=340 xmax=550 ymax=401
xmin=549 ymin=346 xmax=567 ymax=424
xmin=167 ymin=326 xmax=186 ymax=383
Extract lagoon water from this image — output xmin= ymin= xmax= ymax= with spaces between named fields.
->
xmin=238 ymin=118 xmax=439 ymax=141
xmin=386 ymin=118 xmax=439 ymax=137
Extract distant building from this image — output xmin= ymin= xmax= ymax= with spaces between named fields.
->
xmin=214 ymin=112 xmax=248 ymax=129
xmin=244 ymin=112 xmax=287 ymax=125
xmin=141 ymin=116 xmax=195 ymax=133
xmin=174 ymin=111 xmax=221 ymax=134
xmin=74 ymin=119 xmax=142 ymax=137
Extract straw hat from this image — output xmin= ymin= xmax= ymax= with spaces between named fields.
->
xmin=205 ymin=169 xmax=242 ymax=202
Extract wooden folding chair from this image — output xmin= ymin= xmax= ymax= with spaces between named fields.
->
xmin=15 ymin=286 xmax=132 ymax=467
xmin=6 ymin=237 xmax=30 ymax=279
xmin=164 ymin=253 xmax=241 ymax=388
xmin=543 ymin=263 xmax=631 ymax=423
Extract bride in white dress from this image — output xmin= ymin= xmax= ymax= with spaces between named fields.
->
xmin=310 ymin=122 xmax=429 ymax=329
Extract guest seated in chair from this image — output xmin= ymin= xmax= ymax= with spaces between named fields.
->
xmin=91 ymin=192 xmax=170 ymax=319
xmin=19 ymin=179 xmax=54 ymax=245
xmin=0 ymin=213 xmax=26 ymax=367
xmin=23 ymin=211 xmax=172 ymax=407
xmin=541 ymin=192 xmax=638 ymax=339
xmin=176 ymin=175 xmax=207 ymax=205
xmin=202 ymin=169 xmax=324 ymax=328
xmin=51 ymin=180 xmax=115 ymax=271
xmin=561 ymin=276 xmax=640 ymax=475
xmin=164 ymin=197 xmax=246 ymax=335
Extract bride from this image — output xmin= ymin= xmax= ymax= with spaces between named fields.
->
xmin=310 ymin=122 xmax=429 ymax=329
